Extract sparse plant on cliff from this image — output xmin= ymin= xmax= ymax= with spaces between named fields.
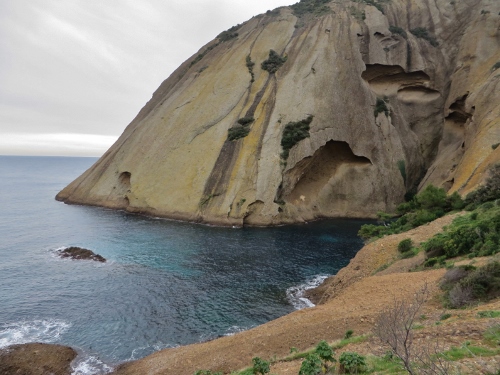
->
xmin=228 ymin=126 xmax=250 ymax=141
xmin=280 ymin=116 xmax=313 ymax=160
xmin=238 ymin=116 xmax=255 ymax=126
xmin=217 ymin=24 xmax=242 ymax=42
xmin=261 ymin=50 xmax=287 ymax=74
xmin=464 ymin=164 xmax=500 ymax=209
xmin=374 ymin=97 xmax=389 ymax=117
xmin=246 ymin=55 xmax=256 ymax=82
xmin=492 ymin=62 xmax=500 ymax=71
xmin=410 ymin=27 xmax=439 ymax=47
xmin=291 ymin=0 xmax=331 ymax=17
xmin=389 ymin=25 xmax=408 ymax=39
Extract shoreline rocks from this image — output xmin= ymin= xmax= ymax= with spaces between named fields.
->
xmin=0 ymin=343 xmax=77 ymax=375
xmin=58 ymin=246 xmax=106 ymax=262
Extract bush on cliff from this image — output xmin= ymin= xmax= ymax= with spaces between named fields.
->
xmin=358 ymin=184 xmax=464 ymax=240
xmin=280 ymin=116 xmax=313 ymax=160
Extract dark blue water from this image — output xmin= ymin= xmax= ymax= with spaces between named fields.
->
xmin=0 ymin=156 xmax=366 ymax=373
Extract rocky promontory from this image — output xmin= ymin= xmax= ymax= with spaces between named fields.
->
xmin=56 ymin=0 xmax=500 ymax=226
xmin=0 ymin=343 xmax=76 ymax=375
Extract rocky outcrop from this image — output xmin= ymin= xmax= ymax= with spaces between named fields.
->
xmin=58 ymin=246 xmax=106 ymax=262
xmin=56 ymin=0 xmax=500 ymax=226
xmin=0 ymin=343 xmax=76 ymax=375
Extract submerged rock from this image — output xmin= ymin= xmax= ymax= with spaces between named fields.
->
xmin=58 ymin=246 xmax=106 ymax=262
xmin=0 ymin=343 xmax=77 ymax=375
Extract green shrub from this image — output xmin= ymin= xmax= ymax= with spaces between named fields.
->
xmin=315 ymin=340 xmax=336 ymax=364
xmin=417 ymin=185 xmax=447 ymax=209
xmin=344 ymin=330 xmax=354 ymax=339
xmin=398 ymin=238 xmax=413 ymax=253
xmin=228 ymin=126 xmax=250 ymax=141
xmin=246 ymin=55 xmax=255 ymax=82
xmin=237 ymin=117 xmax=255 ymax=126
xmin=410 ymin=27 xmax=439 ymax=47
xmin=280 ymin=116 xmax=313 ymax=159
xmin=389 ymin=25 xmax=407 ymax=38
xmin=299 ymin=353 xmax=322 ymax=375
xmin=261 ymin=50 xmax=287 ymax=74
xmin=493 ymin=62 xmax=500 ymax=71
xmin=465 ymin=164 xmax=500 ymax=208
xmin=339 ymin=352 xmax=366 ymax=374
xmin=358 ymin=184 xmax=464 ymax=241
xmin=374 ymin=98 xmax=389 ymax=117
xmin=251 ymin=357 xmax=270 ymax=375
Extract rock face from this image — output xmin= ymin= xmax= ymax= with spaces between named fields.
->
xmin=58 ymin=246 xmax=106 ymax=262
xmin=0 ymin=343 xmax=77 ymax=375
xmin=56 ymin=0 xmax=500 ymax=226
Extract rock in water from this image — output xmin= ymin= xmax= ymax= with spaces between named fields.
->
xmin=58 ymin=246 xmax=106 ymax=262
xmin=56 ymin=0 xmax=500 ymax=226
xmin=0 ymin=343 xmax=77 ymax=375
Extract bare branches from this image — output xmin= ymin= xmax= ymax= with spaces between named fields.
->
xmin=374 ymin=284 xmax=430 ymax=375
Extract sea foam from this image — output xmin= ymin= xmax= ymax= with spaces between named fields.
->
xmin=0 ymin=319 xmax=71 ymax=348
xmin=286 ymin=275 xmax=329 ymax=310
xmin=71 ymin=355 xmax=113 ymax=375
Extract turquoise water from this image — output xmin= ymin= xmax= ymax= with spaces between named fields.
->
xmin=0 ymin=156 xmax=366 ymax=373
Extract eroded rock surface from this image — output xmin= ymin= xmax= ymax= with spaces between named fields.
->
xmin=57 ymin=0 xmax=500 ymax=225
xmin=58 ymin=246 xmax=106 ymax=262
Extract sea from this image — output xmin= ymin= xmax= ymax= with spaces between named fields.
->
xmin=0 ymin=155 xmax=367 ymax=374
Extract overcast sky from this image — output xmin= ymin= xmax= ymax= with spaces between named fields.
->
xmin=0 ymin=0 xmax=293 ymax=156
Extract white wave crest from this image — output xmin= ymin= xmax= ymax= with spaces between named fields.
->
xmin=0 ymin=319 xmax=71 ymax=348
xmin=286 ymin=275 xmax=329 ymax=310
xmin=71 ymin=355 xmax=113 ymax=375
xmin=224 ymin=325 xmax=251 ymax=336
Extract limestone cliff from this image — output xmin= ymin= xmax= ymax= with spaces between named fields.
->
xmin=56 ymin=0 xmax=500 ymax=226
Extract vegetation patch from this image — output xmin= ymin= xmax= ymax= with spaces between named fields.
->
xmin=374 ymin=97 xmax=389 ymax=117
xmin=358 ymin=184 xmax=465 ymax=240
xmin=410 ymin=27 xmax=439 ymax=47
xmin=261 ymin=50 xmax=287 ymax=74
xmin=339 ymin=352 xmax=366 ymax=374
xmin=438 ymin=342 xmax=498 ymax=361
xmin=290 ymin=0 xmax=332 ymax=17
xmin=477 ymin=310 xmax=500 ymax=318
xmin=217 ymin=24 xmax=242 ymax=42
xmin=237 ymin=116 xmax=255 ymax=126
xmin=492 ymin=62 xmax=500 ymax=71
xmin=389 ymin=25 xmax=408 ymax=38
xmin=246 ymin=55 xmax=255 ymax=83
xmin=440 ymin=262 xmax=500 ymax=308
xmin=227 ymin=126 xmax=250 ymax=141
xmin=464 ymin=164 xmax=500 ymax=209
xmin=280 ymin=116 xmax=313 ymax=160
